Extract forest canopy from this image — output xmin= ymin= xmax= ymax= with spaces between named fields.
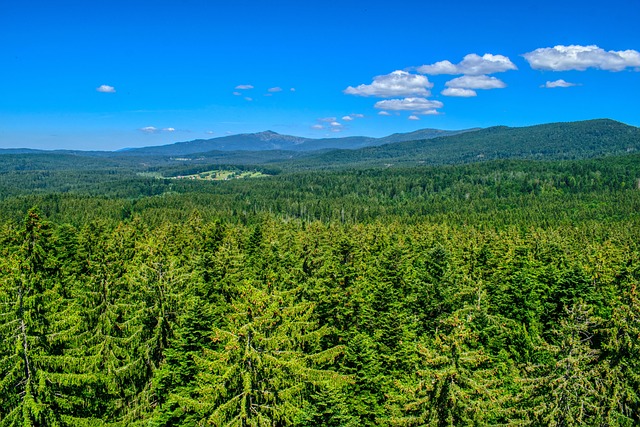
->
xmin=1 ymin=121 xmax=639 ymax=425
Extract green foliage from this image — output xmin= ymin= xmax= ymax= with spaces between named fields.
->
xmin=521 ymin=302 xmax=604 ymax=426
xmin=1 ymin=128 xmax=640 ymax=425
xmin=180 ymin=282 xmax=348 ymax=426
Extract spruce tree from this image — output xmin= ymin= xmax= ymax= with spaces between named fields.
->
xmin=0 ymin=208 xmax=77 ymax=426
xmin=521 ymin=302 xmax=604 ymax=426
xmin=601 ymin=282 xmax=640 ymax=425
xmin=70 ymin=221 xmax=148 ymax=423
xmin=178 ymin=281 xmax=348 ymax=426
xmin=393 ymin=289 xmax=514 ymax=426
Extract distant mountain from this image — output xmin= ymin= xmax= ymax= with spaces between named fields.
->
xmin=3 ymin=119 xmax=638 ymax=174
xmin=122 ymin=128 xmax=474 ymax=156
xmin=285 ymin=119 xmax=640 ymax=169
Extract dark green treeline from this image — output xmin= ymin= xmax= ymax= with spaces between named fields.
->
xmin=1 ymin=207 xmax=639 ymax=426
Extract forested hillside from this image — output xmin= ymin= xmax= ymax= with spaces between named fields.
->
xmin=1 ymin=120 xmax=639 ymax=426
xmin=287 ymin=119 xmax=640 ymax=169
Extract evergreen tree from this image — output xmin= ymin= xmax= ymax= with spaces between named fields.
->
xmin=601 ymin=282 xmax=640 ymax=425
xmin=119 ymin=223 xmax=197 ymax=424
xmin=521 ymin=302 xmax=604 ymax=426
xmin=178 ymin=281 xmax=348 ymax=426
xmin=70 ymin=221 xmax=148 ymax=423
xmin=0 ymin=208 xmax=76 ymax=426
xmin=393 ymin=289 xmax=515 ymax=426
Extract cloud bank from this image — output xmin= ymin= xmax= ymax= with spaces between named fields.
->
xmin=523 ymin=45 xmax=640 ymax=71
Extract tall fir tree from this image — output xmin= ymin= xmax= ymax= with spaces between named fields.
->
xmin=601 ymin=281 xmax=640 ymax=425
xmin=521 ymin=302 xmax=604 ymax=426
xmin=0 ymin=208 xmax=82 ymax=426
xmin=177 ymin=281 xmax=348 ymax=426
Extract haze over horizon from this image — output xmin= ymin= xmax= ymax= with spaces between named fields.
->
xmin=1 ymin=0 xmax=639 ymax=151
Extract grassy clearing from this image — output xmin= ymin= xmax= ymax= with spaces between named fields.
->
xmin=169 ymin=170 xmax=270 ymax=181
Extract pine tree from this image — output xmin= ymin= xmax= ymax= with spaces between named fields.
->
xmin=0 ymin=208 xmax=77 ymax=426
xmin=178 ymin=281 xmax=348 ymax=426
xmin=521 ymin=301 xmax=604 ymax=426
xmin=393 ymin=289 xmax=515 ymax=426
xmin=70 ymin=221 xmax=149 ymax=423
xmin=119 ymin=222 xmax=199 ymax=424
xmin=601 ymin=282 xmax=640 ymax=425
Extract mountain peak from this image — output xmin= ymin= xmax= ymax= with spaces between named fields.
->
xmin=253 ymin=130 xmax=280 ymax=136
xmin=123 ymin=127 xmax=475 ymax=155
xmin=250 ymin=130 xmax=307 ymax=144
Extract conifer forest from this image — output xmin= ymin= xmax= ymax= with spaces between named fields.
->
xmin=1 ymin=121 xmax=640 ymax=426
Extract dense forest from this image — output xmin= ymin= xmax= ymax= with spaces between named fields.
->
xmin=1 ymin=120 xmax=640 ymax=426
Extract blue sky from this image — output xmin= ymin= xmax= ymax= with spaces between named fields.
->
xmin=1 ymin=0 xmax=639 ymax=150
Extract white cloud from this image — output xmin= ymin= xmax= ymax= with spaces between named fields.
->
xmin=441 ymin=87 xmax=477 ymax=97
xmin=290 ymin=88 xmax=296 ymax=92
xmin=445 ymin=75 xmax=507 ymax=90
xmin=542 ymin=79 xmax=579 ymax=88
xmin=235 ymin=84 xmax=254 ymax=90
xmin=268 ymin=87 xmax=283 ymax=92
xmin=206 ymin=131 xmax=215 ymax=135
xmin=408 ymin=115 xmax=420 ymax=121
xmin=417 ymin=60 xmax=458 ymax=75
xmin=233 ymin=91 xmax=242 ymax=96
xmin=330 ymin=121 xmax=342 ymax=127
xmin=374 ymin=97 xmax=443 ymax=115
xmin=342 ymin=113 xmax=364 ymax=121
xmin=523 ymin=45 xmax=640 ymax=71
xmin=244 ymin=97 xmax=253 ymax=101
xmin=311 ymin=124 xmax=324 ymax=130
xmin=344 ymin=70 xmax=433 ymax=98
xmin=418 ymin=110 xmax=440 ymax=116
xmin=318 ymin=117 xmax=337 ymax=123
xmin=418 ymin=53 xmax=517 ymax=75
xmin=141 ymin=126 xmax=177 ymax=134
xmin=96 ymin=84 xmax=116 ymax=93
xmin=378 ymin=111 xmax=392 ymax=116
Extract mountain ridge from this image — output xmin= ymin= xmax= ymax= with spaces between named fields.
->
xmin=2 ymin=120 xmax=638 ymax=172
xmin=120 ymin=127 xmax=476 ymax=156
